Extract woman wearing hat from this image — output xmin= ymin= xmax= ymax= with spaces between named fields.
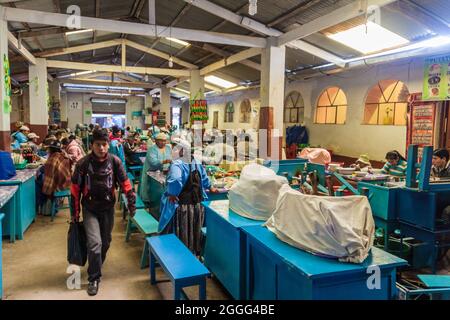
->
xmin=11 ymin=125 xmax=30 ymax=150
xmin=159 ymin=139 xmax=217 ymax=255
xmin=351 ymin=154 xmax=372 ymax=172
xmin=27 ymin=133 xmax=40 ymax=154
xmin=36 ymin=140 xmax=72 ymax=215
xmin=140 ymin=133 xmax=172 ymax=204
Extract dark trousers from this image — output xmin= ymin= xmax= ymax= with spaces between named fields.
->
xmin=83 ymin=207 xmax=115 ymax=282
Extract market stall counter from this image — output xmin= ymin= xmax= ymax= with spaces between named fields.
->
xmin=0 ymin=186 xmax=19 ymax=243
xmin=243 ymin=225 xmax=408 ymax=300
xmin=0 ymin=168 xmax=40 ymax=240
xmin=202 ymin=200 xmax=263 ymax=300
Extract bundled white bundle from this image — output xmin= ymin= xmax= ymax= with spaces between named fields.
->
xmin=229 ymin=163 xmax=288 ymax=221
xmin=265 ymin=184 xmax=375 ymax=263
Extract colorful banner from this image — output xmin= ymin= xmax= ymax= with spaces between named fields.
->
xmin=423 ymin=54 xmax=450 ymax=101
xmin=3 ymin=54 xmax=11 ymax=114
xmin=190 ymin=99 xmax=208 ymax=123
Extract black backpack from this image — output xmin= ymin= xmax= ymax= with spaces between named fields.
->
xmin=178 ymin=163 xmax=203 ymax=205
xmin=80 ymin=154 xmax=119 ymax=204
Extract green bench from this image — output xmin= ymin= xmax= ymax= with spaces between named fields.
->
xmin=125 ymin=208 xmax=159 ymax=269
xmin=121 ymin=193 xmax=145 ymax=219
xmin=51 ymin=189 xmax=71 ymax=222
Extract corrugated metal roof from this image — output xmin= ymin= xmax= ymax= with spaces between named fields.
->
xmin=413 ymin=0 xmax=450 ymax=23
xmin=6 ymin=0 xmax=449 ymax=89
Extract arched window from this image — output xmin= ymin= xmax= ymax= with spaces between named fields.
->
xmin=284 ymin=91 xmax=304 ymax=123
xmin=364 ymin=80 xmax=409 ymax=125
xmin=240 ymin=98 xmax=251 ymax=123
xmin=224 ymin=101 xmax=234 ymax=123
xmin=315 ymin=87 xmax=347 ymax=124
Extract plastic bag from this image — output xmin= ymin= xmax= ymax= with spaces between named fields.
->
xmin=265 ymin=185 xmax=375 ymax=263
xmin=228 ymin=163 xmax=288 ymax=221
xmin=67 ymin=221 xmax=87 ymax=266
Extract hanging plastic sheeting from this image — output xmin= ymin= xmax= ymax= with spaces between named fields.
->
xmin=229 ymin=164 xmax=288 ymax=221
xmin=265 ymin=184 xmax=375 ymax=263
xmin=286 ymin=125 xmax=308 ymax=146
xmin=299 ymin=148 xmax=331 ymax=165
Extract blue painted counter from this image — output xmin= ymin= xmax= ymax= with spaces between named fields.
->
xmin=0 ymin=213 xmax=4 ymax=299
xmin=0 ymin=186 xmax=19 ymax=243
xmin=0 ymin=168 xmax=38 ymax=240
xmin=243 ymin=225 xmax=408 ymax=300
xmin=145 ymin=171 xmax=228 ymax=219
xmin=146 ymin=171 xmax=166 ymax=220
xmin=203 ymin=200 xmax=263 ymax=299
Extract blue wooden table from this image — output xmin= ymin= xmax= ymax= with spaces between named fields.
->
xmin=144 ymin=171 xmax=228 ymax=220
xmin=0 ymin=186 xmax=19 ymax=243
xmin=146 ymin=171 xmax=167 ymax=220
xmin=0 ymin=213 xmax=4 ymax=299
xmin=0 ymin=168 xmax=39 ymax=240
xmin=242 ymin=225 xmax=407 ymax=300
xmin=203 ymin=200 xmax=263 ymax=299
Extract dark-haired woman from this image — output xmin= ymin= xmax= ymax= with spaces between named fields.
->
xmin=381 ymin=150 xmax=408 ymax=178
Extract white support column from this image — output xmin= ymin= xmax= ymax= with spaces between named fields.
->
xmin=28 ymin=58 xmax=49 ymax=139
xmin=160 ymin=86 xmax=171 ymax=126
xmin=260 ymin=45 xmax=286 ymax=159
xmin=0 ymin=17 xmax=11 ymax=151
xmin=60 ymin=91 xmax=68 ymax=128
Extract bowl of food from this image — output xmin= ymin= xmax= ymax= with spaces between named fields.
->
xmin=328 ymin=163 xmax=340 ymax=172
xmin=355 ymin=171 xmax=368 ymax=177
xmin=338 ymin=167 xmax=356 ymax=175
xmin=213 ymin=179 xmax=226 ymax=188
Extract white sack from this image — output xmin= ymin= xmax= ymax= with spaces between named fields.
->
xmin=265 ymin=184 xmax=375 ymax=263
xmin=229 ymin=164 xmax=288 ymax=221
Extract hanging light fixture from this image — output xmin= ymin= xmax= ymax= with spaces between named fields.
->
xmin=248 ymin=0 xmax=257 ymax=16
xmin=144 ymin=74 xmax=149 ymax=82
xmin=168 ymin=26 xmax=174 ymax=68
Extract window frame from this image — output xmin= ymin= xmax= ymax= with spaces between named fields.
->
xmin=363 ymin=80 xmax=409 ymax=126
xmin=240 ymin=98 xmax=252 ymax=123
xmin=315 ymin=87 xmax=347 ymax=125
xmin=284 ymin=91 xmax=305 ymax=124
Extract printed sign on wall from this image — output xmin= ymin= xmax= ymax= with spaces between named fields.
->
xmin=423 ymin=54 xmax=450 ymax=101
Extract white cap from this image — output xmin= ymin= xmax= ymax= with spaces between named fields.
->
xmin=155 ymin=133 xmax=167 ymax=140
xmin=28 ymin=133 xmax=40 ymax=139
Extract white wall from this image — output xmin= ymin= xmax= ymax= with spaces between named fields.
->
xmin=64 ymin=92 xmax=146 ymax=130
xmin=286 ymin=57 xmax=424 ymax=161
xmin=204 ymin=88 xmax=260 ymax=130
xmin=126 ymin=95 xmax=145 ymax=129
xmin=66 ymin=92 xmax=84 ymax=129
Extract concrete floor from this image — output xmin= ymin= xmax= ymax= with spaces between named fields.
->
xmin=2 ymin=205 xmax=230 ymax=300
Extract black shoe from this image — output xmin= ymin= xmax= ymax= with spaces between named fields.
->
xmin=87 ymin=280 xmax=99 ymax=296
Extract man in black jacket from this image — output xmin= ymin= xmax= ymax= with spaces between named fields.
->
xmin=71 ymin=129 xmax=136 ymax=296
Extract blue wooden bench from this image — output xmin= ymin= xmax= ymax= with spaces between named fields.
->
xmin=121 ymin=193 xmax=145 ymax=220
xmin=125 ymin=209 xmax=159 ymax=268
xmin=51 ymin=189 xmax=71 ymax=221
xmin=148 ymin=234 xmax=210 ymax=300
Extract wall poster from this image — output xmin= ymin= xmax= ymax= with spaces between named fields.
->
xmin=409 ymin=103 xmax=435 ymax=160
xmin=423 ymin=54 xmax=450 ymax=101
